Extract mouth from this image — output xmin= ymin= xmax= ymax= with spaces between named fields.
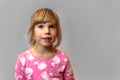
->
xmin=42 ymin=37 xmax=52 ymax=42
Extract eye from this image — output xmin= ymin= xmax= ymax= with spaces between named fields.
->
xmin=49 ymin=25 xmax=55 ymax=28
xmin=38 ymin=25 xmax=43 ymax=28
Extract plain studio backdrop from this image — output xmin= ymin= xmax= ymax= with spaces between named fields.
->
xmin=0 ymin=0 xmax=120 ymax=80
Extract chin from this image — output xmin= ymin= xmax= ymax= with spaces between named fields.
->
xmin=42 ymin=44 xmax=52 ymax=48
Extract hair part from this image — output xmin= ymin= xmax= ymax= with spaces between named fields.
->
xmin=27 ymin=8 xmax=62 ymax=48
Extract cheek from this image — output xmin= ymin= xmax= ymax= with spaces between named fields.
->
xmin=52 ymin=31 xmax=57 ymax=38
xmin=35 ymin=34 xmax=41 ymax=41
xmin=52 ymin=32 xmax=57 ymax=44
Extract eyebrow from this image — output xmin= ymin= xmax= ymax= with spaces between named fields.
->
xmin=37 ymin=22 xmax=55 ymax=25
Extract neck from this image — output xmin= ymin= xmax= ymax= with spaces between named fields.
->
xmin=30 ymin=45 xmax=57 ymax=59
xmin=32 ymin=45 xmax=56 ymax=54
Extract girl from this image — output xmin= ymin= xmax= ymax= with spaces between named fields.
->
xmin=15 ymin=8 xmax=75 ymax=80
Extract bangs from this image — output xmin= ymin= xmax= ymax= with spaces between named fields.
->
xmin=33 ymin=9 xmax=57 ymax=25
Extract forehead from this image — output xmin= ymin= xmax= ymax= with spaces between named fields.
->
xmin=36 ymin=21 xmax=55 ymax=26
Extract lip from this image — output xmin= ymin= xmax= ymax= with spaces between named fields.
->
xmin=42 ymin=37 xmax=52 ymax=41
xmin=42 ymin=37 xmax=52 ymax=39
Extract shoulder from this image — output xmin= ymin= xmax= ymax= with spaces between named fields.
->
xmin=56 ymin=50 xmax=70 ymax=61
xmin=17 ymin=49 xmax=29 ymax=58
xmin=57 ymin=50 xmax=68 ymax=56
xmin=16 ymin=49 xmax=35 ymax=66
xmin=15 ymin=50 xmax=29 ymax=67
xmin=17 ymin=49 xmax=35 ymax=61
xmin=16 ymin=50 xmax=28 ymax=64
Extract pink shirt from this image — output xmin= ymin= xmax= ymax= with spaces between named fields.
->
xmin=15 ymin=49 xmax=75 ymax=80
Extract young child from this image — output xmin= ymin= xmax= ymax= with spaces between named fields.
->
xmin=15 ymin=8 xmax=75 ymax=80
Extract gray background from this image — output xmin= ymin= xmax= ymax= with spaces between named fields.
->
xmin=0 ymin=0 xmax=120 ymax=80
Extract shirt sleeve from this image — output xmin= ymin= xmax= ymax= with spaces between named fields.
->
xmin=15 ymin=54 xmax=26 ymax=80
xmin=63 ymin=57 xmax=75 ymax=80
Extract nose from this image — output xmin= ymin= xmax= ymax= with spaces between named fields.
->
xmin=44 ymin=27 xmax=50 ymax=34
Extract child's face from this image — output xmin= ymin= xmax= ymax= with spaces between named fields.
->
xmin=34 ymin=22 xmax=57 ymax=48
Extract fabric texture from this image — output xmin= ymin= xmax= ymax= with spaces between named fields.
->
xmin=15 ymin=49 xmax=75 ymax=80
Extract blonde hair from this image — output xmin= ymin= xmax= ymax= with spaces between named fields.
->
xmin=27 ymin=8 xmax=62 ymax=48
